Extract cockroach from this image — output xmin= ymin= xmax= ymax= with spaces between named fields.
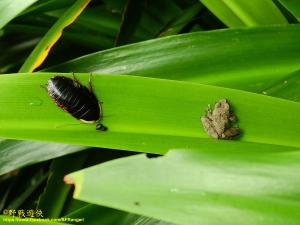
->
xmin=45 ymin=74 xmax=107 ymax=131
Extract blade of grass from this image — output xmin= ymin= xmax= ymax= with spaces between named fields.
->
xmin=19 ymin=0 xmax=91 ymax=73
xmin=47 ymin=26 xmax=300 ymax=92
xmin=200 ymin=0 xmax=288 ymax=27
xmin=0 ymin=73 xmax=300 ymax=151
xmin=68 ymin=147 xmax=300 ymax=225
xmin=0 ymin=0 xmax=39 ymax=29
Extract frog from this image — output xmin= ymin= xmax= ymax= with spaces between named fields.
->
xmin=201 ymin=99 xmax=240 ymax=139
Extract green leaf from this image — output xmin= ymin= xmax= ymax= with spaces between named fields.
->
xmin=6 ymin=169 xmax=48 ymax=209
xmin=264 ymin=70 xmax=300 ymax=102
xmin=0 ymin=73 xmax=300 ymax=152
xmin=37 ymin=153 xmax=88 ymax=218
xmin=159 ymin=2 xmax=203 ymax=37
xmin=66 ymin=204 xmax=175 ymax=225
xmin=0 ymin=139 xmax=86 ymax=176
xmin=115 ymin=0 xmax=145 ymax=46
xmin=0 ymin=0 xmax=39 ymax=29
xmin=66 ymin=204 xmax=127 ymax=225
xmin=5 ymin=24 xmax=113 ymax=49
xmin=47 ymin=26 xmax=300 ymax=92
xmin=200 ymin=0 xmax=288 ymax=28
xmin=19 ymin=0 xmax=91 ymax=72
xmin=278 ymin=0 xmax=300 ymax=22
xmin=68 ymin=147 xmax=300 ymax=225
xmin=46 ymin=8 xmax=124 ymax=39
xmin=21 ymin=0 xmax=75 ymax=16
xmin=199 ymin=0 xmax=245 ymax=27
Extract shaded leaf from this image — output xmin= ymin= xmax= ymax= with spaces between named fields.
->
xmin=19 ymin=0 xmax=91 ymax=72
xmin=0 ymin=0 xmax=39 ymax=29
xmin=115 ymin=0 xmax=145 ymax=46
xmin=159 ymin=2 xmax=203 ymax=37
xmin=278 ymin=0 xmax=300 ymax=22
xmin=47 ymin=26 xmax=300 ymax=92
xmin=263 ymin=70 xmax=300 ymax=102
xmin=0 ymin=139 xmax=86 ymax=176
xmin=69 ymin=147 xmax=300 ymax=225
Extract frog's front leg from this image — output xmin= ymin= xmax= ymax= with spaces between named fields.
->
xmin=228 ymin=113 xmax=237 ymax=122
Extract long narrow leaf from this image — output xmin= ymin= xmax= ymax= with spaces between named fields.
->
xmin=47 ymin=26 xmax=300 ymax=92
xmin=0 ymin=0 xmax=39 ymax=29
xmin=68 ymin=147 xmax=300 ymax=225
xmin=0 ymin=73 xmax=300 ymax=151
xmin=278 ymin=0 xmax=300 ymax=22
xmin=19 ymin=0 xmax=91 ymax=72
xmin=0 ymin=139 xmax=86 ymax=176
xmin=200 ymin=0 xmax=288 ymax=27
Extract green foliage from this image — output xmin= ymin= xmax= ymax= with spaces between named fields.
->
xmin=1 ymin=0 xmax=300 ymax=224
xmin=48 ymin=26 xmax=300 ymax=92
xmin=278 ymin=0 xmax=300 ymax=22
xmin=200 ymin=0 xmax=288 ymax=27
xmin=69 ymin=147 xmax=300 ymax=225
xmin=0 ymin=0 xmax=39 ymax=29
xmin=1 ymin=73 xmax=300 ymax=151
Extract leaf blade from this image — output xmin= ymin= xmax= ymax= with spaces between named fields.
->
xmin=69 ymin=147 xmax=300 ymax=225
xmin=47 ymin=26 xmax=300 ymax=92
xmin=0 ymin=73 xmax=300 ymax=151
xmin=200 ymin=0 xmax=288 ymax=27
xmin=19 ymin=0 xmax=91 ymax=72
xmin=278 ymin=0 xmax=300 ymax=22
xmin=0 ymin=0 xmax=39 ymax=29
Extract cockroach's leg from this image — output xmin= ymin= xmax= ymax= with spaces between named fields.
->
xmin=72 ymin=72 xmax=81 ymax=87
xmin=88 ymin=73 xmax=94 ymax=92
xmin=72 ymin=72 xmax=77 ymax=80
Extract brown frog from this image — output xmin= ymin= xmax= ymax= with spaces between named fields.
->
xmin=201 ymin=99 xmax=240 ymax=139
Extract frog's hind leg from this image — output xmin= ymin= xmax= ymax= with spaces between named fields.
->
xmin=222 ymin=127 xmax=240 ymax=139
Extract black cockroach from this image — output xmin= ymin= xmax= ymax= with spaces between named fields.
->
xmin=45 ymin=74 xmax=107 ymax=131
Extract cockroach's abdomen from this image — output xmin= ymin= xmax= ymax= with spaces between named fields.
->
xmin=46 ymin=76 xmax=101 ymax=123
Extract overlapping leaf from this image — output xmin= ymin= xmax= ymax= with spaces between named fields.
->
xmin=68 ymin=146 xmax=300 ymax=225
xmin=48 ymin=26 xmax=300 ymax=92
